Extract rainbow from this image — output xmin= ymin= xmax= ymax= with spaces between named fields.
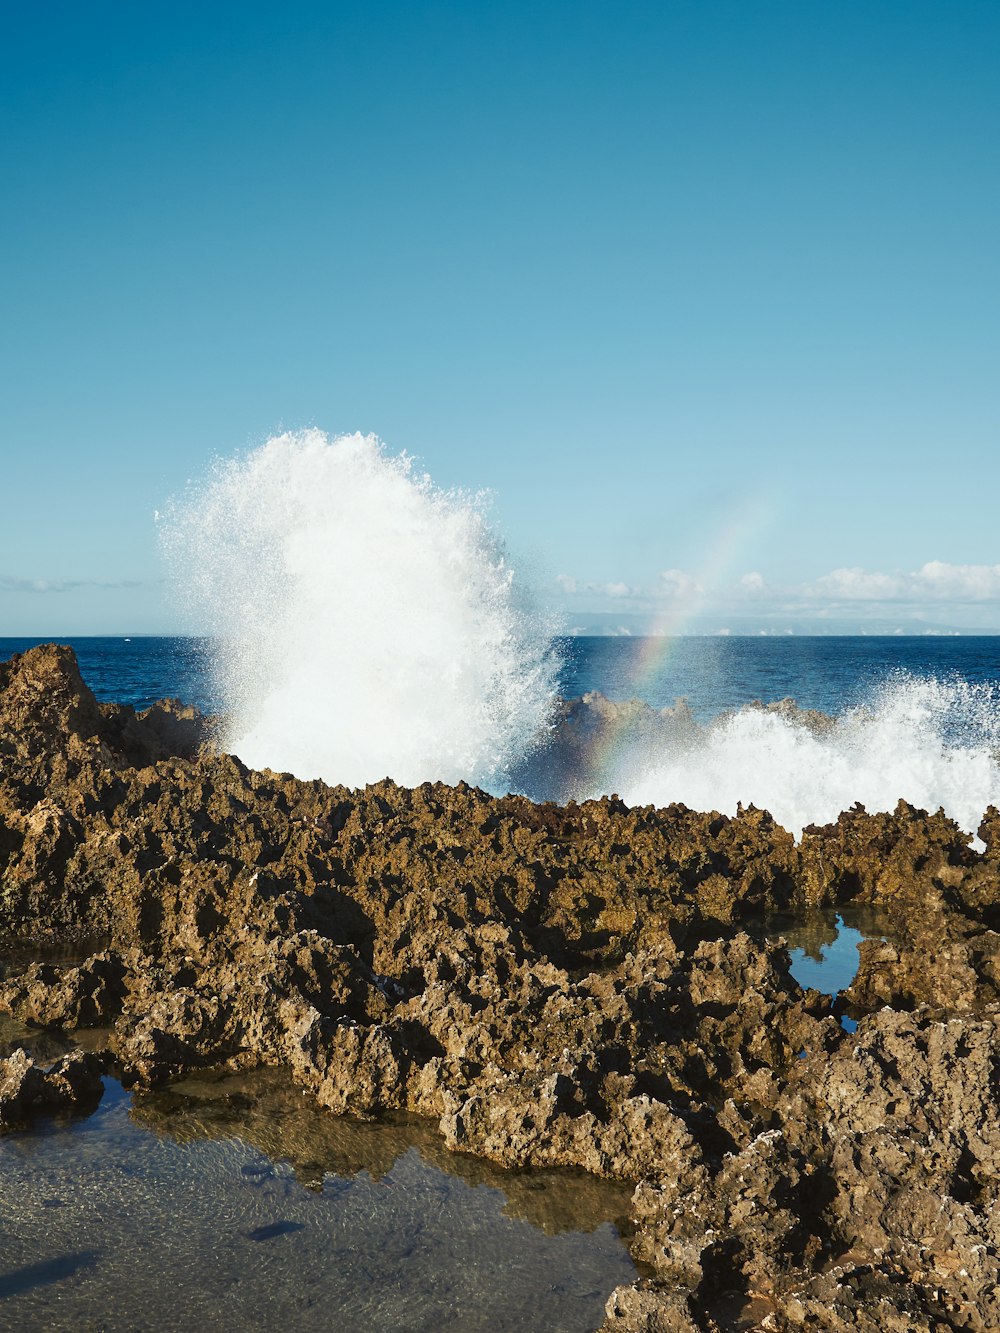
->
xmin=569 ymin=491 xmax=776 ymax=796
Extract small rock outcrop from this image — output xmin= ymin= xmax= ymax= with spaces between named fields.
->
xmin=0 ymin=1047 xmax=105 ymax=1126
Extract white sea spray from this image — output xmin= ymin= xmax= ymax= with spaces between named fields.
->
xmin=161 ymin=429 xmax=558 ymax=789
xmin=611 ymin=673 xmax=1000 ymax=839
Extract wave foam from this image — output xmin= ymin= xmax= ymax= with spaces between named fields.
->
xmin=163 ymin=430 xmax=558 ymax=789
xmin=615 ymin=674 xmax=1000 ymax=838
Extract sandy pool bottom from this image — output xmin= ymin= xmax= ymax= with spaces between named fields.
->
xmin=0 ymin=1065 xmax=636 ymax=1333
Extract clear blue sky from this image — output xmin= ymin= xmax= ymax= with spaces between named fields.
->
xmin=3 ymin=1 xmax=999 ymax=633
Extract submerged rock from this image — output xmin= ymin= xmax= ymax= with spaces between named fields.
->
xmin=1 ymin=643 xmax=1000 ymax=1328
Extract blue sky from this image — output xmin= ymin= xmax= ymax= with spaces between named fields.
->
xmin=3 ymin=1 xmax=999 ymax=634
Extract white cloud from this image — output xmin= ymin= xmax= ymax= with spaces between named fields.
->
xmin=805 ymin=562 xmax=1000 ymax=605
xmin=738 ymin=571 xmax=767 ymax=595
xmin=658 ymin=568 xmax=702 ymax=599
xmin=912 ymin=561 xmax=1000 ymax=601
xmin=808 ymin=567 xmax=903 ymax=600
xmin=0 ymin=576 xmax=143 ymax=594
xmin=553 ymin=559 xmax=1000 ymax=631
xmin=555 ymin=575 xmax=638 ymax=599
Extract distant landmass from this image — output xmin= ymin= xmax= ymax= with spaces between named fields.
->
xmin=559 ymin=612 xmax=1000 ymax=637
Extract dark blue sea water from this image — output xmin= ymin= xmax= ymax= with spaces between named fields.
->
xmin=0 ymin=637 xmax=216 ymax=713
xmin=3 ymin=635 xmax=999 ymax=720
xmin=556 ymin=634 xmax=1000 ymax=721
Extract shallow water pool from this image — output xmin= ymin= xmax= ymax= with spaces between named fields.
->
xmin=770 ymin=905 xmax=889 ymax=1033
xmin=0 ymin=1066 xmax=636 ymax=1332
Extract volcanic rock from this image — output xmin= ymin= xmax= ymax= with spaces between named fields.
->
xmin=0 ymin=1047 xmax=104 ymax=1127
xmin=2 ymin=643 xmax=1000 ymax=1329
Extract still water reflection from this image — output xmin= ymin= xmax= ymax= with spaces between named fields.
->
xmin=0 ymin=1067 xmax=636 ymax=1332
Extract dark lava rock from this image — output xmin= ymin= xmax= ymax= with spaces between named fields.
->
xmin=3 ymin=644 xmax=1000 ymax=1329
xmin=0 ymin=1047 xmax=105 ymax=1127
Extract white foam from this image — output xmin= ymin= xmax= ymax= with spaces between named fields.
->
xmin=614 ymin=674 xmax=1000 ymax=838
xmin=162 ymin=430 xmax=557 ymax=789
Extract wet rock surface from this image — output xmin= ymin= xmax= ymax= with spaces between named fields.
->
xmin=2 ymin=644 xmax=1000 ymax=1329
xmin=0 ymin=1047 xmax=105 ymax=1126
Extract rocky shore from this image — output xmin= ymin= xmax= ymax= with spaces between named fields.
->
xmin=2 ymin=644 xmax=1000 ymax=1330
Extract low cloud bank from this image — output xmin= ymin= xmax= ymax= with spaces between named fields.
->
xmin=556 ymin=561 xmax=1000 ymax=634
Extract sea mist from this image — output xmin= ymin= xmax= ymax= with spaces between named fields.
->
xmin=163 ymin=430 xmax=558 ymax=789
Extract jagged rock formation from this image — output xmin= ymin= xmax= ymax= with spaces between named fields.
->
xmin=1 ymin=644 xmax=1000 ymax=1330
xmin=0 ymin=1046 xmax=104 ymax=1126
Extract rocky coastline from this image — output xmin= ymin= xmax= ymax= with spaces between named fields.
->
xmin=2 ymin=644 xmax=1000 ymax=1330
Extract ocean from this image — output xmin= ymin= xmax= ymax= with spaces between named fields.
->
xmin=4 ymin=632 xmax=999 ymax=718
xmin=3 ymin=633 xmax=1000 ymax=840
xmin=0 ymin=636 xmax=215 ymax=714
